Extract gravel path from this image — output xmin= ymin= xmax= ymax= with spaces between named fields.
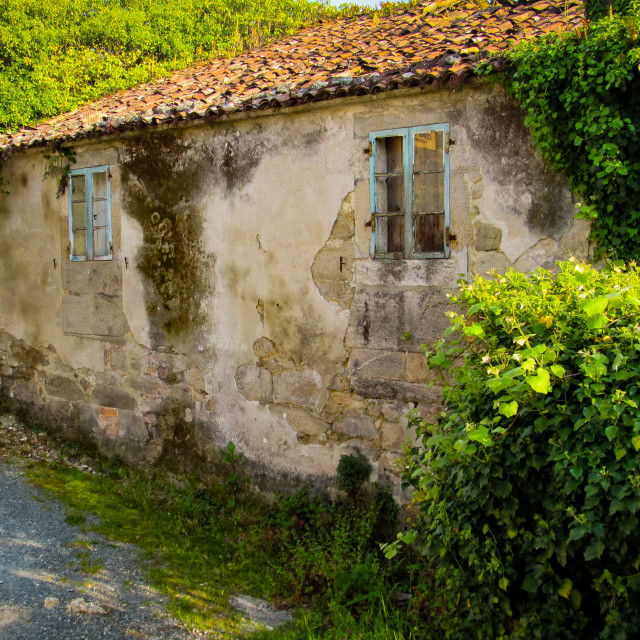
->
xmin=0 ymin=461 xmax=201 ymax=640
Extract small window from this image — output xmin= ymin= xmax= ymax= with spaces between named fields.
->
xmin=369 ymin=125 xmax=450 ymax=259
xmin=69 ymin=166 xmax=112 ymax=261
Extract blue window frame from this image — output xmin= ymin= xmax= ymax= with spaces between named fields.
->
xmin=68 ymin=165 xmax=112 ymax=261
xmin=369 ymin=124 xmax=450 ymax=259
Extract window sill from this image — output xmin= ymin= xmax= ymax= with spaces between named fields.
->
xmin=355 ymin=255 xmax=460 ymax=288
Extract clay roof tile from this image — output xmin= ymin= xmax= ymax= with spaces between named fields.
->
xmin=0 ymin=0 xmax=583 ymax=153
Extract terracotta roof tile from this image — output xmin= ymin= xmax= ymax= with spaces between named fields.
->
xmin=0 ymin=0 xmax=583 ymax=154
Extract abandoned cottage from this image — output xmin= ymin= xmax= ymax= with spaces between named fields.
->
xmin=0 ymin=0 xmax=588 ymax=494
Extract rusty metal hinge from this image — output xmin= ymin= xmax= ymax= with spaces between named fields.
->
xmin=445 ymin=226 xmax=457 ymax=245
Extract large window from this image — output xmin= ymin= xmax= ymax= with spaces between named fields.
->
xmin=369 ymin=124 xmax=450 ymax=259
xmin=69 ymin=166 xmax=112 ymax=261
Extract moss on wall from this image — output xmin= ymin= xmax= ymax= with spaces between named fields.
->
xmin=120 ymin=131 xmax=215 ymax=346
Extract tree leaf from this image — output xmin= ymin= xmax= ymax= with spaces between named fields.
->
xmin=558 ymin=578 xmax=572 ymax=599
xmin=522 ymin=574 xmax=538 ymax=593
xmin=499 ymin=400 xmax=519 ymax=417
xmin=580 ymin=296 xmax=609 ymax=316
xmin=526 ymin=368 xmax=551 ymax=394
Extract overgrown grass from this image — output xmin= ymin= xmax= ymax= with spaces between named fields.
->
xmin=23 ymin=445 xmax=416 ymax=638
xmin=27 ymin=455 xmax=275 ymax=635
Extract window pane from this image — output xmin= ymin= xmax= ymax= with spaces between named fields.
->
xmin=414 ymin=173 xmax=444 ymax=213
xmin=92 ymin=171 xmax=108 ymax=200
xmin=375 ymin=176 xmax=404 ymax=213
xmin=375 ymin=136 xmax=403 ymax=174
xmin=71 ymin=175 xmax=86 ymax=202
xmin=71 ymin=201 xmax=86 ymax=229
xmin=73 ymin=230 xmax=87 ymax=257
xmin=414 ymin=213 xmax=445 ymax=253
xmin=414 ymin=131 xmax=444 ymax=172
xmin=376 ymin=214 xmax=404 ymax=254
xmin=93 ymin=227 xmax=110 ymax=257
xmin=93 ymin=198 xmax=109 ymax=227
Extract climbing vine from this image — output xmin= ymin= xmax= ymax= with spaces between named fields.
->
xmin=485 ymin=1 xmax=640 ymax=260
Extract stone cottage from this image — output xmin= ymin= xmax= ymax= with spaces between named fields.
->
xmin=0 ymin=0 xmax=588 ymax=494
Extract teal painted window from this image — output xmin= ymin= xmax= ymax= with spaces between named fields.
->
xmin=369 ymin=124 xmax=450 ymax=259
xmin=69 ymin=166 xmax=112 ymax=261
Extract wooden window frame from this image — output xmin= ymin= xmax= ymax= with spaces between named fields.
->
xmin=68 ymin=165 xmax=112 ymax=261
xmin=369 ymin=124 xmax=450 ymax=259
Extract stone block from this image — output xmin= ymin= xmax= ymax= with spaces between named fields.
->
xmin=91 ymin=384 xmax=136 ymax=410
xmin=381 ymin=402 xmax=410 ymax=423
xmin=332 ymin=409 xmax=376 ymax=439
xmin=123 ymin=375 xmax=164 ymax=396
xmin=352 ymin=377 xmax=441 ymax=404
xmin=92 ymin=295 xmax=130 ymax=337
xmin=272 ymin=367 xmax=325 ymax=411
xmin=339 ymin=439 xmax=378 ymax=460
xmin=62 ymin=260 xmax=121 ymax=296
xmin=346 ymin=291 xmax=402 ymax=350
xmin=354 ymin=257 xmax=458 ymax=288
xmin=513 ymin=237 xmax=561 ymax=273
xmin=108 ymin=348 xmax=128 ymax=372
xmin=58 ymin=295 xmax=92 ymax=335
xmin=118 ymin=411 xmax=149 ymax=443
xmin=235 ymin=364 xmax=273 ymax=403
xmin=475 ymin=223 xmax=502 ymax=251
xmin=270 ymin=405 xmax=329 ymax=437
xmin=381 ymin=420 xmax=410 ymax=451
xmin=402 ymin=291 xmax=455 ymax=351
xmin=405 ymin=352 xmax=432 ymax=384
xmin=349 ymin=349 xmax=406 ymax=381
xmin=71 ymin=403 xmax=99 ymax=436
xmin=45 ymin=375 xmax=84 ymax=401
xmin=471 ymin=250 xmax=512 ymax=277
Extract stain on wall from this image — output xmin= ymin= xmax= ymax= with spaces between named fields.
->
xmin=120 ymin=131 xmax=215 ymax=346
xmin=463 ymin=90 xmax=574 ymax=237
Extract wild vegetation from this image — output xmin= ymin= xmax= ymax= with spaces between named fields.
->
xmin=0 ymin=422 xmax=410 ymax=639
xmin=486 ymin=0 xmax=640 ymax=260
xmin=393 ymin=260 xmax=640 ymax=638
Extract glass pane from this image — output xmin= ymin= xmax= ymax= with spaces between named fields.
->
xmin=71 ymin=201 xmax=86 ymax=229
xmin=414 ymin=131 xmax=444 ymax=172
xmin=73 ymin=230 xmax=87 ymax=257
xmin=414 ymin=213 xmax=445 ymax=253
xmin=414 ymin=173 xmax=444 ymax=213
xmin=71 ymin=174 xmax=86 ymax=202
xmin=375 ymin=214 xmax=404 ymax=254
xmin=93 ymin=227 xmax=110 ymax=257
xmin=92 ymin=171 xmax=108 ymax=200
xmin=375 ymin=176 xmax=404 ymax=213
xmin=375 ymin=136 xmax=403 ymax=174
xmin=93 ymin=198 xmax=109 ymax=227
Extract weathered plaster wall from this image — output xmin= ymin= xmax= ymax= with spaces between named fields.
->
xmin=0 ymin=82 xmax=588 ymax=496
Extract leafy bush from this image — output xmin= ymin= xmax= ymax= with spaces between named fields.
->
xmin=402 ymin=261 xmax=640 ymax=638
xmin=337 ymin=452 xmax=373 ymax=497
xmin=267 ymin=469 xmax=398 ymax=607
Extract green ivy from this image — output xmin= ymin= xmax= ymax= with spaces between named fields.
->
xmin=399 ymin=261 xmax=640 ymax=638
xmin=484 ymin=4 xmax=640 ymax=261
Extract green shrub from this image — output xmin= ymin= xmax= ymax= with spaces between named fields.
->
xmin=401 ymin=260 xmax=640 ymax=638
xmin=337 ymin=452 xmax=373 ymax=497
